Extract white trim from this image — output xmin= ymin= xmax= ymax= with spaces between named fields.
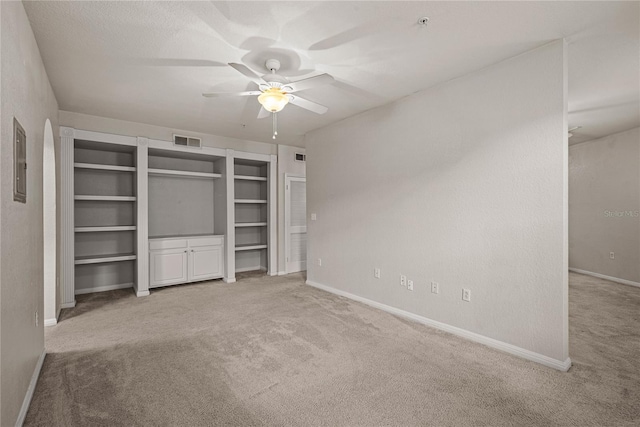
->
xmin=225 ymin=150 xmax=236 ymax=283
xmin=147 ymin=138 xmax=226 ymax=158
xmin=44 ymin=318 xmax=57 ymax=327
xmin=569 ymin=268 xmax=640 ymax=288
xmin=74 ymin=282 xmax=133 ymax=295
xmin=60 ymin=301 xmax=76 ymax=309
xmin=306 ymin=280 xmax=572 ymax=372
xmin=267 ymin=155 xmax=278 ymax=276
xmin=233 ymin=150 xmax=272 ymax=162
xmin=235 ymin=266 xmax=268 ymax=273
xmin=278 ymin=271 xmax=287 ymax=276
xmin=136 ymin=138 xmax=150 ymax=297
xmin=16 ymin=350 xmax=46 ymax=427
xmin=73 ymin=129 xmax=138 ymax=146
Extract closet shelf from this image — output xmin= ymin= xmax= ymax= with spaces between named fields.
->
xmin=148 ymin=168 xmax=221 ymax=179
xmin=234 ymin=175 xmax=267 ymax=182
xmin=74 ymin=162 xmax=136 ymax=172
xmin=234 ymin=199 xmax=268 ymax=204
xmin=235 ymin=222 xmax=268 ymax=228
xmin=74 ymin=195 xmax=136 ymax=202
xmin=235 ymin=244 xmax=268 ymax=252
xmin=74 ymin=253 xmax=137 ymax=265
xmin=75 ymin=226 xmax=137 ymax=233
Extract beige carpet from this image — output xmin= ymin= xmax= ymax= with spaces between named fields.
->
xmin=25 ymin=272 xmax=640 ymax=426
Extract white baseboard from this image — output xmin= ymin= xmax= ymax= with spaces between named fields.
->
xmin=136 ymin=290 xmax=150 ymax=297
xmin=569 ymin=268 xmax=640 ymax=288
xmin=74 ymin=282 xmax=133 ymax=295
xmin=60 ymin=301 xmax=76 ymax=309
xmin=44 ymin=318 xmax=57 ymax=327
xmin=16 ymin=350 xmax=46 ymax=426
xmin=223 ymin=277 xmax=236 ymax=284
xmin=306 ymin=280 xmax=572 ymax=372
xmin=278 ymin=271 xmax=287 ymax=276
xmin=235 ymin=266 xmax=268 ymax=273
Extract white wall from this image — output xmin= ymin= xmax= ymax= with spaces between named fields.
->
xmin=59 ymin=110 xmax=278 ymax=156
xmin=277 ymin=145 xmax=306 ymax=273
xmin=305 ymin=41 xmax=569 ymax=366
xmin=1 ymin=1 xmax=59 ymax=425
xmin=569 ymin=127 xmax=640 ymax=284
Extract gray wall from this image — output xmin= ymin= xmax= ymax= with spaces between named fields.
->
xmin=569 ymin=127 xmax=640 ymax=284
xmin=1 ymin=1 xmax=59 ymax=425
xmin=305 ymin=41 xmax=569 ymax=364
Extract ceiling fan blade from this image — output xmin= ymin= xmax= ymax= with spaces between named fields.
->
xmin=202 ymin=91 xmax=261 ymax=98
xmin=284 ymin=73 xmax=334 ymax=93
xmin=229 ymin=63 xmax=265 ymax=85
xmin=257 ymin=107 xmax=271 ymax=119
xmin=288 ymin=96 xmax=328 ymax=115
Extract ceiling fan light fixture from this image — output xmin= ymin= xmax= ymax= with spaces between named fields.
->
xmin=258 ymin=88 xmax=289 ymax=113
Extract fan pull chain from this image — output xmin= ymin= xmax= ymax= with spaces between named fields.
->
xmin=272 ymin=112 xmax=278 ymax=139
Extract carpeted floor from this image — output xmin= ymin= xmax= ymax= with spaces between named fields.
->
xmin=25 ymin=272 xmax=640 ymax=426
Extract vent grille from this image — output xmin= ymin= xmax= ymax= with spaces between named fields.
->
xmin=173 ymin=134 xmax=202 ymax=148
xmin=295 ymin=153 xmax=306 ymax=162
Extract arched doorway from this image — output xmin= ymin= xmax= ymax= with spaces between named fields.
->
xmin=43 ymin=119 xmax=57 ymax=326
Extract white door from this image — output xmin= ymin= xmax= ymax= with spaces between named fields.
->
xmin=285 ymin=175 xmax=307 ymax=273
xmin=189 ymin=246 xmax=223 ymax=282
xmin=149 ymin=249 xmax=188 ymax=288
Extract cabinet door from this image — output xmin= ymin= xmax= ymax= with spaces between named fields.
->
xmin=188 ymin=245 xmax=223 ymax=282
xmin=149 ymin=249 xmax=188 ymax=288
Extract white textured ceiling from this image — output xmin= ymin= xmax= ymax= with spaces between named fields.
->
xmin=23 ymin=1 xmax=639 ymax=147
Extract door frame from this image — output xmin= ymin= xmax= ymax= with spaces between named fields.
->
xmin=284 ymin=174 xmax=307 ymax=273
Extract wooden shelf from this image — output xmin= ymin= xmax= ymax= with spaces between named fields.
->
xmin=75 ymin=226 xmax=137 ymax=233
xmin=235 ymin=244 xmax=268 ymax=252
xmin=74 ymin=195 xmax=136 ymax=202
xmin=74 ymin=162 xmax=136 ymax=172
xmin=148 ymin=168 xmax=221 ymax=179
xmin=74 ymin=253 xmax=137 ymax=265
xmin=235 ymin=222 xmax=268 ymax=228
xmin=234 ymin=199 xmax=267 ymax=204
xmin=235 ymin=175 xmax=267 ymax=182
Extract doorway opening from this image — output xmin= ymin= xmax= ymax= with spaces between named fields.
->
xmin=285 ymin=175 xmax=307 ymax=274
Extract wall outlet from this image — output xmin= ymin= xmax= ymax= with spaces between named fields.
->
xmin=311 ymin=213 xmax=317 ymax=221
xmin=35 ymin=311 xmax=39 ymax=327
xmin=400 ymin=275 xmax=407 ymax=287
xmin=407 ymin=279 xmax=414 ymax=291
xmin=317 ymin=258 xmax=322 ymax=266
xmin=431 ymin=282 xmax=439 ymax=294
xmin=610 ymin=252 xmax=615 ymax=259
xmin=374 ymin=268 xmax=381 ymax=279
xmin=462 ymin=289 xmax=471 ymax=302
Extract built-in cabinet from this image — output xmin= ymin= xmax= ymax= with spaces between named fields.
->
xmin=149 ymin=235 xmax=224 ymax=288
xmin=59 ymin=127 xmax=277 ymax=307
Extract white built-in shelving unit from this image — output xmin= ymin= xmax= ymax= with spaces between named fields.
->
xmin=60 ymin=127 xmax=277 ymax=307
xmin=71 ymin=138 xmax=139 ymax=296
xmin=229 ymin=155 xmax=277 ymax=277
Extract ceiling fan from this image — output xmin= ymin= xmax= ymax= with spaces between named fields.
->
xmin=202 ymin=59 xmax=334 ymax=139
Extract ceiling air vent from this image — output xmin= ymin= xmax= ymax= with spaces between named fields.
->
xmin=173 ymin=134 xmax=202 ymax=148
xmin=295 ymin=153 xmax=306 ymax=162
